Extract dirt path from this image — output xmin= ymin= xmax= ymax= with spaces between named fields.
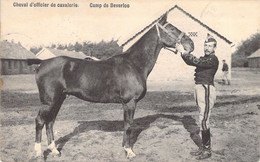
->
xmin=1 ymin=92 xmax=259 ymax=162
xmin=1 ymin=68 xmax=260 ymax=161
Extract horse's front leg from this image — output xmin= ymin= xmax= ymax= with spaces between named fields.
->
xmin=122 ymin=100 xmax=136 ymax=158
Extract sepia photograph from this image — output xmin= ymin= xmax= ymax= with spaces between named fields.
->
xmin=1 ymin=0 xmax=260 ymax=161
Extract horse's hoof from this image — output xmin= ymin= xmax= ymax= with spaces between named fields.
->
xmin=123 ymin=146 xmax=136 ymax=159
xmin=47 ymin=141 xmax=61 ymax=157
xmin=50 ymin=149 xmax=61 ymax=157
xmin=127 ymin=152 xmax=136 ymax=159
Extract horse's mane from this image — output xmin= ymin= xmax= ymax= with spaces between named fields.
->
xmin=121 ymin=18 xmax=161 ymax=48
xmin=123 ymin=26 xmax=157 ymax=54
xmin=121 ymin=6 xmax=176 ymax=48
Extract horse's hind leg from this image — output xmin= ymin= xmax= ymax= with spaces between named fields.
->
xmin=35 ymin=89 xmax=66 ymax=157
xmin=46 ymin=94 xmax=66 ymax=155
xmin=122 ymin=100 xmax=137 ymax=158
xmin=35 ymin=113 xmax=44 ymax=157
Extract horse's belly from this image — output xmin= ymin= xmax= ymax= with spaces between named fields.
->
xmin=65 ymin=86 xmax=130 ymax=103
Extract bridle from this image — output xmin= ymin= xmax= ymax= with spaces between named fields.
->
xmin=156 ymin=22 xmax=185 ymax=54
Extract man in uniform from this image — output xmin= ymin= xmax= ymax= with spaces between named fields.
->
xmin=222 ymin=59 xmax=230 ymax=85
xmin=176 ymin=34 xmax=219 ymax=160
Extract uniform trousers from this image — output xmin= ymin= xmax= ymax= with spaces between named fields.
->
xmin=194 ymin=84 xmax=216 ymax=131
xmin=223 ymin=71 xmax=229 ymax=84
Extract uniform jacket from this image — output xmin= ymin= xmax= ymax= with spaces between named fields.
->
xmin=222 ymin=63 xmax=228 ymax=71
xmin=181 ymin=52 xmax=219 ymax=86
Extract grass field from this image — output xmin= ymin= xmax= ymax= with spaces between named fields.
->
xmin=1 ymin=68 xmax=260 ymax=161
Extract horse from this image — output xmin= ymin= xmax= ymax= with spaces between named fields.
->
xmin=27 ymin=13 xmax=194 ymax=158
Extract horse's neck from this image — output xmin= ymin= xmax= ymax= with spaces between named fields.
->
xmin=125 ymin=26 xmax=163 ymax=78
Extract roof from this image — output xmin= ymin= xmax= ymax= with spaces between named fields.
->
xmin=247 ymin=48 xmax=260 ymax=59
xmin=121 ymin=5 xmax=232 ymax=47
xmin=0 ymin=40 xmax=37 ymax=59
xmin=47 ymin=48 xmax=87 ymax=59
xmin=37 ymin=48 xmax=87 ymax=59
xmin=173 ymin=5 xmax=232 ymax=44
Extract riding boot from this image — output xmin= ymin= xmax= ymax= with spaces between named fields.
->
xmin=190 ymin=131 xmax=203 ymax=156
xmin=196 ymin=129 xmax=211 ymax=160
xmin=190 ymin=146 xmax=203 ymax=156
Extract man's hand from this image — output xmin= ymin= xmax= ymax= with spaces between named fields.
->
xmin=175 ymin=43 xmax=185 ymax=54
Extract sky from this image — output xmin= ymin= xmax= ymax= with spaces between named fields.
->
xmin=1 ymin=0 xmax=260 ymax=49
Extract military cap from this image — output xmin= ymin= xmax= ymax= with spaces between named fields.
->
xmin=205 ymin=33 xmax=217 ymax=44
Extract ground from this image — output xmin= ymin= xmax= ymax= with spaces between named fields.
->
xmin=0 ymin=68 xmax=260 ymax=162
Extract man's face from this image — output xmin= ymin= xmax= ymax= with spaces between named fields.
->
xmin=204 ymin=42 xmax=216 ymax=55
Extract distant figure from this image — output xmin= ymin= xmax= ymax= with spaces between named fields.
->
xmin=222 ymin=60 xmax=230 ymax=85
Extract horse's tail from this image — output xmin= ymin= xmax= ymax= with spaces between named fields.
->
xmin=27 ymin=59 xmax=42 ymax=65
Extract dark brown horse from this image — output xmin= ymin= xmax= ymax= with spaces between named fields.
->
xmin=27 ymin=13 xmax=194 ymax=158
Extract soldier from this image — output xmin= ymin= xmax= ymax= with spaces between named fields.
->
xmin=176 ymin=34 xmax=219 ymax=160
xmin=222 ymin=59 xmax=230 ymax=85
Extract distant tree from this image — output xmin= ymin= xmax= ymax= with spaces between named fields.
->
xmin=50 ymin=44 xmax=56 ymax=49
xmin=80 ymin=39 xmax=122 ymax=59
xmin=57 ymin=44 xmax=66 ymax=50
xmin=74 ymin=42 xmax=82 ymax=52
xmin=232 ymin=32 xmax=260 ymax=67
xmin=44 ymin=39 xmax=122 ymax=59
xmin=82 ymin=41 xmax=92 ymax=55
xmin=64 ymin=44 xmax=68 ymax=50
xmin=30 ymin=46 xmax=42 ymax=55
xmin=67 ymin=43 xmax=75 ymax=51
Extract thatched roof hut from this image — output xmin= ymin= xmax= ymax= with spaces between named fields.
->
xmin=1 ymin=40 xmax=37 ymax=75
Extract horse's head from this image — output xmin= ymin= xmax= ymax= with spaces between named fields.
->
xmin=156 ymin=12 xmax=194 ymax=53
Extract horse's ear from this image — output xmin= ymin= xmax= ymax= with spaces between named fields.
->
xmin=159 ymin=11 xmax=168 ymax=24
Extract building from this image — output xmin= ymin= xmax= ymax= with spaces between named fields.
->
xmin=0 ymin=40 xmax=37 ymax=75
xmin=247 ymin=48 xmax=260 ymax=68
xmin=36 ymin=48 xmax=88 ymax=60
xmin=120 ymin=5 xmax=233 ymax=82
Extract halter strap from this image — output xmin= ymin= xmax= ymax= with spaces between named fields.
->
xmin=156 ymin=22 xmax=186 ymax=54
xmin=156 ymin=23 xmax=161 ymax=41
xmin=156 ymin=23 xmax=185 ymax=43
xmin=177 ymin=32 xmax=185 ymax=42
xmin=163 ymin=22 xmax=170 ymax=28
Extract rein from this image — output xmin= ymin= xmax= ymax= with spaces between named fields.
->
xmin=164 ymin=47 xmax=178 ymax=54
xmin=156 ymin=23 xmax=185 ymax=54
